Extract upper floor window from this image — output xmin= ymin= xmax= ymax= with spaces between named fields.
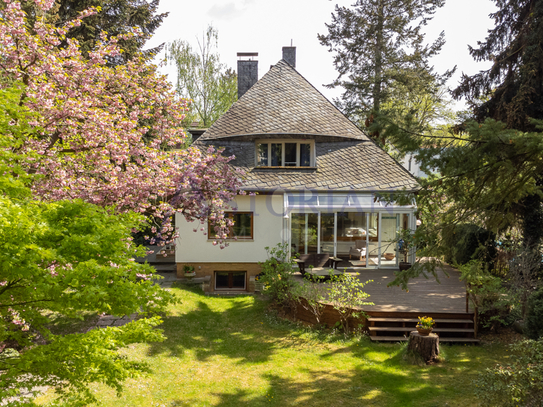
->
xmin=256 ymin=140 xmax=314 ymax=167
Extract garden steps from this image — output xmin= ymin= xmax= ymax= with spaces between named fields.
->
xmin=369 ymin=336 xmax=480 ymax=343
xmin=367 ymin=317 xmax=473 ymax=324
xmin=369 ymin=327 xmax=475 ymax=333
xmin=366 ymin=313 xmax=479 ymax=344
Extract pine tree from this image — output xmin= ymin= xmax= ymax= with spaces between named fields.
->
xmin=452 ymin=0 xmax=543 ymax=250
xmin=51 ymin=0 xmax=168 ymax=62
xmin=318 ymin=0 xmax=449 ymax=135
xmin=452 ymin=0 xmax=543 ymax=132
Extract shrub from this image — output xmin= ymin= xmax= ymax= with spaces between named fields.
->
xmin=297 ymin=278 xmax=326 ymax=325
xmin=443 ymin=223 xmax=496 ymax=266
xmin=474 ymin=339 xmax=543 ymax=406
xmin=326 ymin=272 xmax=373 ymax=334
xmin=258 ymin=244 xmax=300 ymax=310
xmin=525 ymin=288 xmax=543 ymax=339
xmin=459 ymin=260 xmax=513 ymax=330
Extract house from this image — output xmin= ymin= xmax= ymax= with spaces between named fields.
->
xmin=175 ymin=47 xmax=419 ymax=293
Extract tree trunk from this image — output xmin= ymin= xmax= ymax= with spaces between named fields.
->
xmin=407 ymin=332 xmax=439 ymax=363
xmin=372 ymin=0 xmax=384 ymax=114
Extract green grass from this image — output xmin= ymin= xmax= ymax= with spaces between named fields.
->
xmin=36 ymin=284 xmax=510 ymax=406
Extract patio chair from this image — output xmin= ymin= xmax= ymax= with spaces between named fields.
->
xmin=349 ymin=240 xmax=367 ymax=260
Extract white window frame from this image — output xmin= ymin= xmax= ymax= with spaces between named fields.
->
xmin=255 ymin=139 xmax=315 ymax=167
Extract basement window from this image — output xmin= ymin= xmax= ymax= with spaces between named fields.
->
xmin=256 ymin=140 xmax=313 ymax=167
xmin=215 ymin=271 xmax=246 ymax=290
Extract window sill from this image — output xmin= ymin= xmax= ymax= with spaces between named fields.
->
xmin=207 ymin=239 xmax=255 ymax=243
xmin=214 ymin=287 xmax=247 ymax=291
xmin=255 ymin=166 xmax=317 ymax=170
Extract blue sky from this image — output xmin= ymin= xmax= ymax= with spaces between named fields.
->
xmin=147 ymin=0 xmax=498 ymax=111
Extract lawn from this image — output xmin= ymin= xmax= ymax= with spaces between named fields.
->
xmin=36 ymin=283 xmax=510 ymax=406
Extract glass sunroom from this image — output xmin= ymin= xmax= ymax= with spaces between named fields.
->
xmin=284 ymin=192 xmax=416 ymax=269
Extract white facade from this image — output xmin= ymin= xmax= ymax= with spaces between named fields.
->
xmin=175 ymin=194 xmax=284 ymax=264
xmin=176 ymin=191 xmax=417 ymax=269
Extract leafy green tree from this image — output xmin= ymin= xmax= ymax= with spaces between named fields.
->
xmin=318 ymin=0 xmax=451 ymax=142
xmin=166 ymin=25 xmax=237 ymax=128
xmin=0 ymin=84 xmax=175 ymax=405
xmin=0 ymin=1 xmax=238 ymax=402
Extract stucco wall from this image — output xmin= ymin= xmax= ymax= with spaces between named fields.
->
xmin=175 ymin=194 xmax=285 ymax=264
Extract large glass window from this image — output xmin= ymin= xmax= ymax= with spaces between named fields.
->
xmin=208 ymin=212 xmax=253 ymax=240
xmin=291 ymin=213 xmax=318 ymax=255
xmin=256 ymin=141 xmax=313 ymax=167
xmin=381 ymin=215 xmax=399 ymax=267
xmin=320 ymin=213 xmax=335 ymax=256
xmin=337 ymin=213 xmax=367 ymax=261
xmin=367 ymin=213 xmax=380 ymax=267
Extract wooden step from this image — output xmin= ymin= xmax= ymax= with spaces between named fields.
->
xmin=367 ymin=317 xmax=473 ymax=324
xmin=368 ymin=327 xmax=475 ymax=333
xmin=366 ymin=311 xmax=475 ymax=320
xmin=369 ymin=336 xmax=480 ymax=343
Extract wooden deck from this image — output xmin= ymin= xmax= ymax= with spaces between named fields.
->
xmin=295 ymin=264 xmax=471 ymax=315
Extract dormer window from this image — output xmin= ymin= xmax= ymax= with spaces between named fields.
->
xmin=256 ymin=140 xmax=314 ymax=167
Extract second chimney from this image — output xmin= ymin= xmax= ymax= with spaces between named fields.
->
xmin=237 ymin=52 xmax=258 ymax=99
xmin=282 ymin=46 xmax=296 ymax=68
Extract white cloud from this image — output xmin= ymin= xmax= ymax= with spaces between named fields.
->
xmin=207 ymin=1 xmax=255 ymax=20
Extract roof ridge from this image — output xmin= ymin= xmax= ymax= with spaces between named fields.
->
xmin=198 ymin=60 xmax=370 ymax=141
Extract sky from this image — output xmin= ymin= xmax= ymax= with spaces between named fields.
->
xmin=146 ymin=0 xmax=498 ymax=111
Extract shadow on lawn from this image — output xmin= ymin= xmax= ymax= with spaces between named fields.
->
xmin=147 ymin=286 xmax=480 ymax=406
xmin=146 ymin=293 xmax=282 ymax=363
xmin=168 ymin=365 xmax=453 ymax=407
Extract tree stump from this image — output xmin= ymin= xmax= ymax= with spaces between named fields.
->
xmin=407 ymin=331 xmax=439 ymax=364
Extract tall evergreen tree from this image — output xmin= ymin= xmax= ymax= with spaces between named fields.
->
xmin=50 ymin=0 xmax=168 ymax=62
xmin=318 ymin=0 xmax=449 ymax=138
xmin=452 ymin=0 xmax=543 ymax=250
xmin=452 ymin=0 xmax=543 ymax=132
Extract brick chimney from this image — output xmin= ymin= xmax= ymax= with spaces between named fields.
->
xmin=237 ymin=52 xmax=258 ymax=99
xmin=282 ymin=46 xmax=296 ymax=68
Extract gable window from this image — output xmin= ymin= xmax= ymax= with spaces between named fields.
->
xmin=208 ymin=212 xmax=254 ymax=240
xmin=256 ymin=140 xmax=314 ymax=167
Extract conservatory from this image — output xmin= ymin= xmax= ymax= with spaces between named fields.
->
xmin=284 ymin=192 xmax=417 ymax=268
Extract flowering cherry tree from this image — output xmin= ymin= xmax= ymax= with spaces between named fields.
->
xmin=0 ymin=0 xmax=243 ymax=245
xmin=0 ymin=0 xmax=243 ymax=403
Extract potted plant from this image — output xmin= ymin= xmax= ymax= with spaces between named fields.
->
xmin=183 ymin=265 xmax=196 ymax=278
xmin=416 ymin=316 xmax=435 ymax=336
xmin=396 ymin=229 xmax=415 ymax=271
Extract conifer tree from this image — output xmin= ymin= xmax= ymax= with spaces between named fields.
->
xmin=452 ymin=0 xmax=543 ymax=250
xmin=318 ymin=0 xmax=449 ymax=138
xmin=452 ymin=0 xmax=543 ymax=132
xmin=51 ymin=0 xmax=167 ymax=62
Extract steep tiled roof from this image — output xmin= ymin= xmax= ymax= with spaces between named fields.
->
xmin=193 ymin=58 xmax=419 ymax=193
xmin=199 ymin=60 xmax=368 ymax=141
xmin=198 ymin=139 xmax=419 ymax=192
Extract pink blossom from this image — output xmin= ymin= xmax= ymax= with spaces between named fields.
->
xmin=0 ymin=0 xmax=244 ymax=246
